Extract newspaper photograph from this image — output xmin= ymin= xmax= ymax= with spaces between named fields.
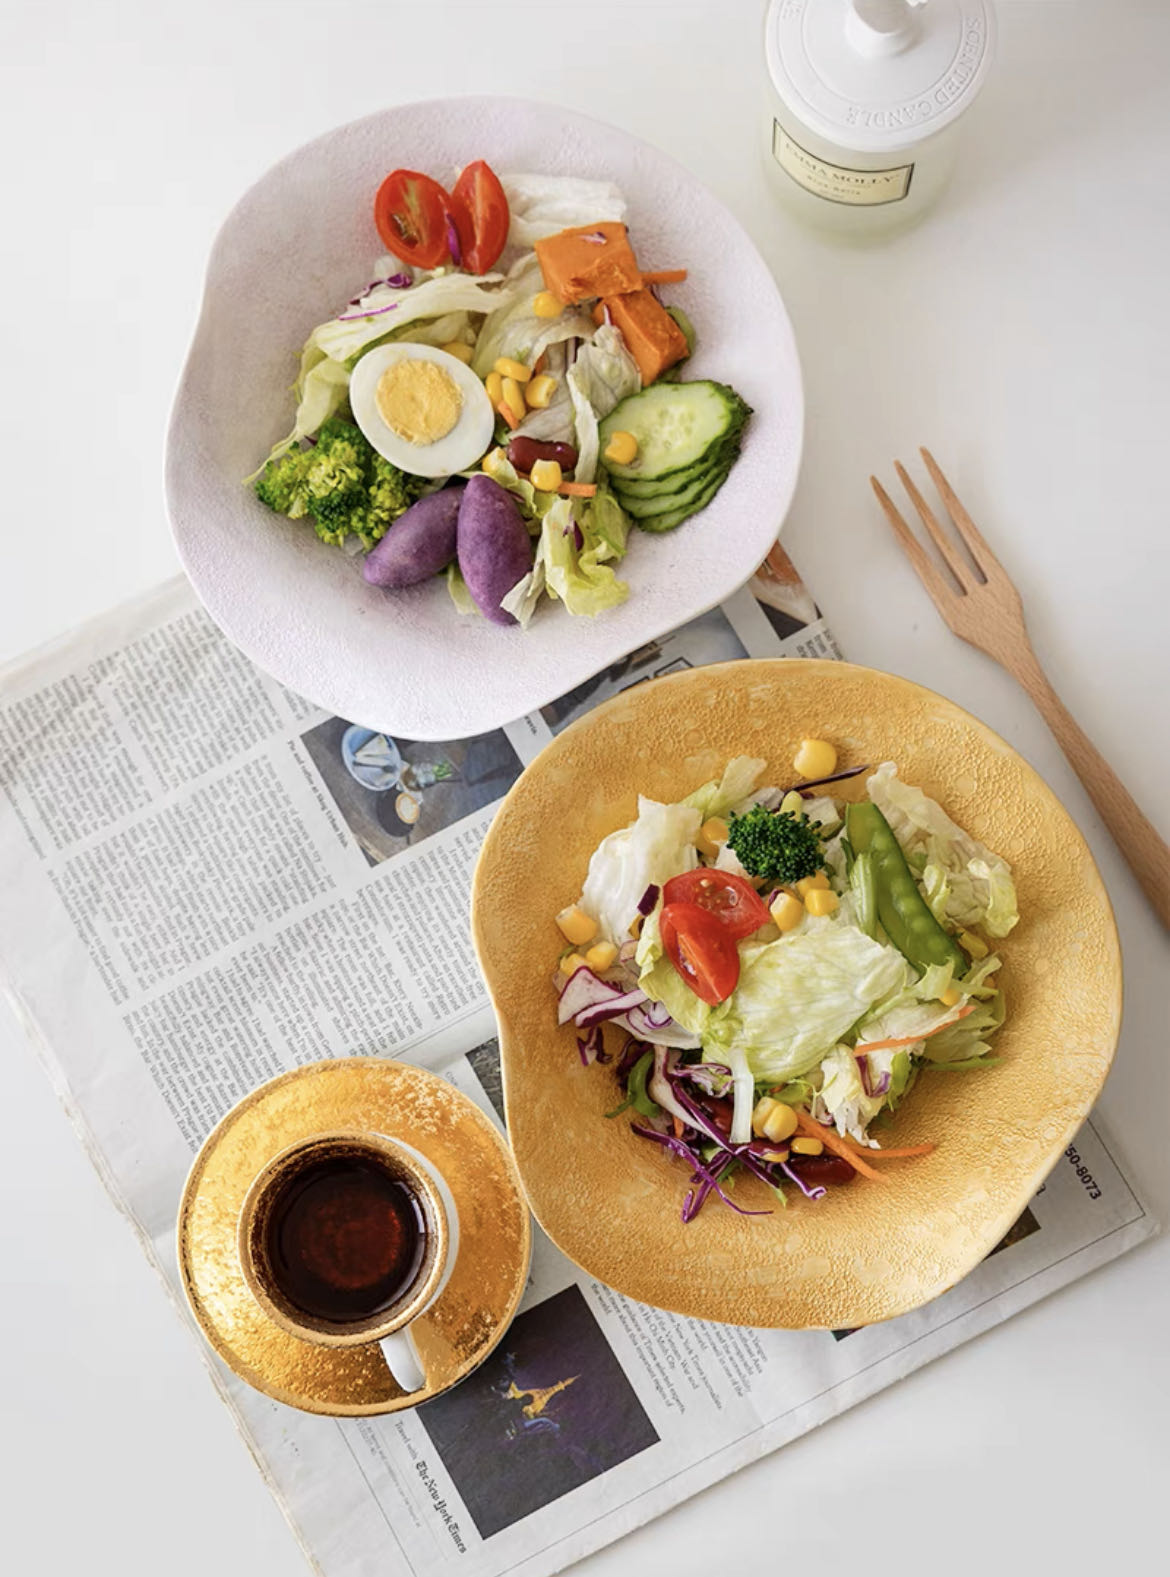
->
xmin=0 ymin=545 xmax=1155 ymax=1577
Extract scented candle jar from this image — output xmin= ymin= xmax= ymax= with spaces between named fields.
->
xmin=763 ymin=0 xmax=996 ymax=236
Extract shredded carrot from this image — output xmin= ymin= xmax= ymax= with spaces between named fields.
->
xmin=795 ymin=1110 xmax=883 ymax=1181
xmin=532 ymin=351 xmax=548 ymax=376
xmin=842 ymin=1138 xmax=937 ymax=1161
xmin=853 ymin=1004 xmax=974 ymax=1055
xmin=641 ymin=269 xmax=688 ymax=285
xmin=672 ymin=1114 xmax=685 ymax=1140
xmin=497 ymin=401 xmax=521 ymax=430
xmin=558 ymin=480 xmax=597 ymax=498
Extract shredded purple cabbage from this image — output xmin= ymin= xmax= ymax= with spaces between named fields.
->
xmin=336 ymin=301 xmax=400 ymax=324
xmin=783 ymin=764 xmax=872 ymax=795
xmin=577 ymin=1024 xmax=606 ymax=1067
xmin=778 ymin=1161 xmax=827 ymax=1201
xmin=444 ymin=211 xmax=462 ymax=267
xmin=637 ymin=884 xmax=660 ymax=916
xmin=579 ymin=231 xmax=608 ymax=244
xmin=631 ymin=1126 xmax=772 ymax=1220
xmin=855 ymin=1053 xmax=891 ymax=1099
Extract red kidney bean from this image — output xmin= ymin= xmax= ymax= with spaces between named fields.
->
xmin=786 ymin=1154 xmax=858 ymax=1187
xmin=507 ymin=436 xmax=578 ymax=474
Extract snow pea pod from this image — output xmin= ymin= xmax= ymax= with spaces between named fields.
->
xmin=850 ymin=850 xmax=877 ymax=939
xmin=845 ymin=803 xmax=967 ymax=974
xmin=606 ymin=1049 xmax=660 ymax=1121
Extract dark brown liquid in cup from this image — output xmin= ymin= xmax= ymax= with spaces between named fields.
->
xmin=263 ymin=1154 xmax=428 ymax=1323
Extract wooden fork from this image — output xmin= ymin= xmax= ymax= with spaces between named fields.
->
xmin=872 ymin=448 xmax=1170 ymax=929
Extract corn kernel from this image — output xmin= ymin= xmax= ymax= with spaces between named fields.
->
xmin=795 ymin=872 xmax=830 ymax=897
xmin=958 ymin=929 xmax=989 ymax=960
xmin=441 ymin=341 xmax=474 ymax=364
xmin=555 ymin=904 xmax=597 ymax=945
xmin=525 ymin=374 xmax=557 ymax=410
xmin=484 ymin=370 xmax=504 ymax=405
xmin=938 ymin=984 xmax=962 ymax=1007
xmin=762 ymin=1103 xmax=799 ymax=1143
xmin=791 ymin=1136 xmax=824 ymax=1156
xmin=983 ymin=974 xmax=997 ymax=989
xmin=758 ymin=1147 xmax=789 ymax=1164
xmin=780 ymin=790 xmax=805 ymax=818
xmin=559 ymin=952 xmax=587 ymax=976
xmin=629 ymin=912 xmax=644 ymax=940
xmin=804 ymin=888 xmax=839 ymax=917
xmin=532 ymin=290 xmax=561 ymax=318
xmin=530 ymin=458 xmax=563 ymax=492
xmin=751 ymin=1096 xmax=778 ymax=1137
xmin=770 ymin=892 xmax=804 ymax=932
xmin=695 ymin=817 xmax=730 ymax=858
xmin=494 ymin=356 xmax=532 ymax=384
xmin=585 ymin=940 xmax=618 ymax=973
xmin=793 ymin=738 xmax=837 ymax=779
xmin=501 ymin=376 xmax=526 ymax=421
xmin=482 ymin=446 xmax=507 ymax=473
xmin=604 ymin=430 xmax=639 ymax=466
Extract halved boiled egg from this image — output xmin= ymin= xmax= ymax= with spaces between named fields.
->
xmin=348 ymin=342 xmax=495 ymax=478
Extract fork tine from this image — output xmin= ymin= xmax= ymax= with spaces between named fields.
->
xmin=870 ymin=476 xmax=957 ymax=616
xmin=919 ymin=448 xmax=1006 ymax=579
xmin=894 ymin=460 xmax=976 ymax=590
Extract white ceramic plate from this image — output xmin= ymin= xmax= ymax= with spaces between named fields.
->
xmin=166 ymin=97 xmax=803 ymax=741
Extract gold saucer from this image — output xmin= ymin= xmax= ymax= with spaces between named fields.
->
xmin=177 ymin=1058 xmax=531 ymax=1415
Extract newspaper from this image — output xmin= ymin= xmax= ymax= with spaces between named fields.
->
xmin=0 ymin=548 xmax=1154 ymax=1577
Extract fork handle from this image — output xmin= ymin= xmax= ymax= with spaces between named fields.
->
xmin=1012 ymin=648 xmax=1170 ymax=928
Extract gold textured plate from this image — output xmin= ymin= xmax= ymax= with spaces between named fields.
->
xmin=177 ymin=1058 xmax=531 ymax=1414
xmin=471 ymin=659 xmax=1121 ymax=1328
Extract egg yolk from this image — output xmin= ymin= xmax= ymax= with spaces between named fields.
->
xmin=375 ymin=360 xmax=463 ymax=446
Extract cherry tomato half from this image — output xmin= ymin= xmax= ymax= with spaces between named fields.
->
xmin=374 ymin=169 xmax=452 ymax=269
xmin=659 ymin=902 xmax=740 ymax=1006
xmin=663 ymin=869 xmax=770 ymax=941
xmin=448 ymin=159 xmax=510 ymax=275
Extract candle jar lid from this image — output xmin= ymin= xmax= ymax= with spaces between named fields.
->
xmin=765 ymin=0 xmax=997 ymax=154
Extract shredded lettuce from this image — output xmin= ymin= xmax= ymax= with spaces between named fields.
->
xmin=818 ymin=1045 xmax=889 ymax=1141
xmin=702 ymin=923 xmax=909 ymax=1085
xmin=684 ymin=757 xmax=767 ymax=822
xmin=314 ymin=270 xmax=521 ymax=368
xmin=538 ymin=496 xmax=629 ymax=617
xmin=580 ymin=797 xmax=701 ymax=944
xmin=445 ymin=563 xmax=479 ymax=617
xmin=471 ymin=257 xmax=595 ymax=377
xmin=499 ymin=173 xmax=627 ymax=250
xmin=565 ymin=326 xmax=642 ymax=483
xmin=867 ymin=763 xmax=1019 ymax=938
xmin=635 ymin=910 xmax=711 ymax=1038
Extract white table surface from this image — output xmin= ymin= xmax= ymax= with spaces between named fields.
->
xmin=2 ymin=2 xmax=1168 ymax=1572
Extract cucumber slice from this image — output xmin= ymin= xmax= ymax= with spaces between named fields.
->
xmin=632 ymin=465 xmax=732 ymax=534
xmin=615 ymin=452 xmax=737 ymax=519
xmin=599 ymin=381 xmax=751 ymax=483
xmin=610 ymin=438 xmax=740 ymax=498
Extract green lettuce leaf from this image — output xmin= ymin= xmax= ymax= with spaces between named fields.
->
xmin=702 ymin=923 xmax=909 ymax=1085
xmin=635 ymin=909 xmax=711 ymax=1037
xmin=683 ymin=757 xmax=767 ymax=822
xmin=471 ymin=258 xmax=595 ymax=377
xmin=539 ymin=496 xmax=629 ymax=617
xmin=565 ymin=325 xmax=642 ymax=484
xmin=580 ymin=797 xmax=701 ymax=944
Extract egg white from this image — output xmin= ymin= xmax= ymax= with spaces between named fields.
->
xmin=348 ymin=342 xmax=496 ymax=479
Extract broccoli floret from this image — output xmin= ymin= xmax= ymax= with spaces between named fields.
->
xmin=254 ymin=447 xmax=315 ymax=519
xmin=252 ymin=418 xmax=423 ymax=551
xmin=726 ymin=805 xmax=826 ymax=884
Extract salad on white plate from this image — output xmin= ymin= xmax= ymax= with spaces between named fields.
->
xmin=552 ymin=743 xmax=1018 ymax=1219
xmin=249 ymin=160 xmax=751 ymax=628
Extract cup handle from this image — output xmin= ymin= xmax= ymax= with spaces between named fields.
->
xmin=379 ymin=1327 xmax=427 ymax=1394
